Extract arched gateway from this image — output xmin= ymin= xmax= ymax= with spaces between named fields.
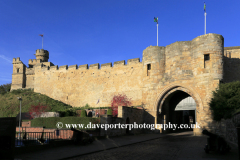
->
xmin=154 ymin=84 xmax=203 ymax=135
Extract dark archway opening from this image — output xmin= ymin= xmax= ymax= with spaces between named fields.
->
xmin=158 ymin=90 xmax=196 ymax=133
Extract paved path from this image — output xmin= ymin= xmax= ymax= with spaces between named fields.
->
xmin=15 ymin=132 xmax=238 ymax=160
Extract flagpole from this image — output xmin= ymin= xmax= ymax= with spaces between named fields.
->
xmin=204 ymin=12 xmax=207 ymax=35
xmin=42 ymin=34 xmax=44 ymax=49
xmin=157 ymin=23 xmax=158 ymax=46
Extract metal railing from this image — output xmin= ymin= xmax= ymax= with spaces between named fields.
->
xmin=15 ymin=129 xmax=100 ymax=147
xmin=15 ymin=131 xmax=57 ymax=146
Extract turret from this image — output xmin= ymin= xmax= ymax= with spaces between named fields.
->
xmin=35 ymin=49 xmax=49 ymax=62
xmin=11 ymin=57 xmax=26 ymax=90
xmin=192 ymin=33 xmax=224 ymax=80
xmin=142 ymin=46 xmax=165 ymax=78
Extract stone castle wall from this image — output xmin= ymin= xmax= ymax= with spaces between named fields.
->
xmin=11 ymin=34 xmax=240 ymax=133
xmin=223 ymin=46 xmax=240 ymax=83
xmin=33 ymin=58 xmax=143 ymax=107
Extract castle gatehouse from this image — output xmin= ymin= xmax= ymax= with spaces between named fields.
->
xmin=11 ymin=33 xmax=240 ymax=134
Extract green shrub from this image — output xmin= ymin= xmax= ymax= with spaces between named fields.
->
xmin=81 ymin=110 xmax=87 ymax=117
xmin=107 ymin=108 xmax=112 ymax=115
xmin=209 ymin=81 xmax=240 ymax=121
xmin=85 ymin=103 xmax=90 ymax=108
xmin=59 ymin=108 xmax=76 ymax=117
xmin=31 ymin=117 xmax=100 ymax=129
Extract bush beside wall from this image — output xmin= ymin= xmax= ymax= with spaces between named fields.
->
xmin=31 ymin=117 xmax=100 ymax=129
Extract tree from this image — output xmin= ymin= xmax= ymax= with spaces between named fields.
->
xmin=28 ymin=103 xmax=51 ymax=119
xmin=107 ymin=108 xmax=112 ymax=115
xmin=110 ymin=94 xmax=132 ymax=117
xmin=0 ymin=83 xmax=11 ymax=94
xmin=209 ymin=81 xmax=240 ymax=121
xmin=81 ymin=110 xmax=87 ymax=117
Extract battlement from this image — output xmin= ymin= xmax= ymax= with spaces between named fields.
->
xmin=101 ymin=63 xmax=112 ymax=69
xmin=33 ymin=57 xmax=142 ymax=73
xmin=69 ymin=64 xmax=78 ymax=70
xmin=12 ymin=57 xmax=23 ymax=64
xmin=35 ymin=49 xmax=49 ymax=55
xmin=35 ymin=49 xmax=49 ymax=62
xmin=127 ymin=58 xmax=140 ymax=64
xmin=50 ymin=65 xmax=58 ymax=70
xmin=59 ymin=65 xmax=68 ymax=70
xmin=29 ymin=59 xmax=42 ymax=64
xmin=41 ymin=66 xmax=49 ymax=71
xmin=89 ymin=63 xmax=99 ymax=69
xmin=79 ymin=64 xmax=88 ymax=70
xmin=224 ymin=46 xmax=240 ymax=50
xmin=114 ymin=60 xmax=125 ymax=66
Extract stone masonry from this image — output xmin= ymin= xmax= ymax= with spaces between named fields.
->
xmin=11 ymin=33 xmax=240 ymax=134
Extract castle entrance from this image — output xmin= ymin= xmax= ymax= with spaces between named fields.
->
xmin=157 ymin=89 xmax=197 ymax=133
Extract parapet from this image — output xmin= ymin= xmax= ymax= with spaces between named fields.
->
xmin=41 ymin=66 xmax=49 ymax=71
xmin=12 ymin=57 xmax=23 ymax=64
xmin=59 ymin=65 xmax=68 ymax=70
xmin=191 ymin=33 xmax=223 ymax=51
xmin=143 ymin=46 xmax=165 ymax=57
xmin=69 ymin=64 xmax=78 ymax=70
xmin=114 ymin=60 xmax=125 ymax=67
xmin=127 ymin=58 xmax=140 ymax=65
xmin=28 ymin=59 xmax=42 ymax=64
xmin=89 ymin=63 xmax=99 ymax=69
xmin=79 ymin=64 xmax=88 ymax=69
xmin=101 ymin=63 xmax=112 ymax=69
xmin=50 ymin=65 xmax=58 ymax=70
xmin=35 ymin=49 xmax=49 ymax=62
xmin=35 ymin=49 xmax=49 ymax=57
xmin=224 ymin=46 xmax=240 ymax=50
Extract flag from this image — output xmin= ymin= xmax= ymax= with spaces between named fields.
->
xmin=39 ymin=34 xmax=43 ymax=37
xmin=96 ymin=99 xmax=100 ymax=104
xmin=204 ymin=2 xmax=206 ymax=12
xmin=154 ymin=17 xmax=158 ymax=24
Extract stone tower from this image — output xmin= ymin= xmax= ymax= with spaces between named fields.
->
xmin=11 ymin=49 xmax=53 ymax=90
xmin=11 ymin=57 xmax=26 ymax=90
xmin=35 ymin=49 xmax=49 ymax=62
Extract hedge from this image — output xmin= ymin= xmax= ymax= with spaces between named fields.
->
xmin=31 ymin=117 xmax=100 ymax=130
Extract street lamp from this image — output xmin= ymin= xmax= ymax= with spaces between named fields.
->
xmin=17 ymin=97 xmax=22 ymax=139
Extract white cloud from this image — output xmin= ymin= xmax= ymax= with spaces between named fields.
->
xmin=0 ymin=55 xmax=12 ymax=64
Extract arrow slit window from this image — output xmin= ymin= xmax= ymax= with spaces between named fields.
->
xmin=147 ymin=64 xmax=151 ymax=76
xmin=204 ymin=54 xmax=210 ymax=68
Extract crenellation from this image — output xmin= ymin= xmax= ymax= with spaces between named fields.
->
xmin=224 ymin=46 xmax=240 ymax=50
xmin=68 ymin=64 xmax=78 ymax=70
xmin=114 ymin=60 xmax=125 ymax=67
xmin=50 ymin=65 xmax=58 ymax=70
xmin=59 ymin=65 xmax=68 ymax=70
xmin=127 ymin=58 xmax=140 ymax=65
xmin=13 ymin=57 xmax=23 ymax=64
xmin=79 ymin=64 xmax=88 ymax=70
xmin=101 ymin=63 xmax=112 ymax=69
xmin=41 ymin=66 xmax=49 ymax=71
xmin=89 ymin=63 xmax=99 ymax=69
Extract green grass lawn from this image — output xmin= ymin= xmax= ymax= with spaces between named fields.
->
xmin=0 ymin=89 xmax=72 ymax=117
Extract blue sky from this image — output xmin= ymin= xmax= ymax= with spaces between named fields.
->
xmin=0 ymin=0 xmax=239 ymax=85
